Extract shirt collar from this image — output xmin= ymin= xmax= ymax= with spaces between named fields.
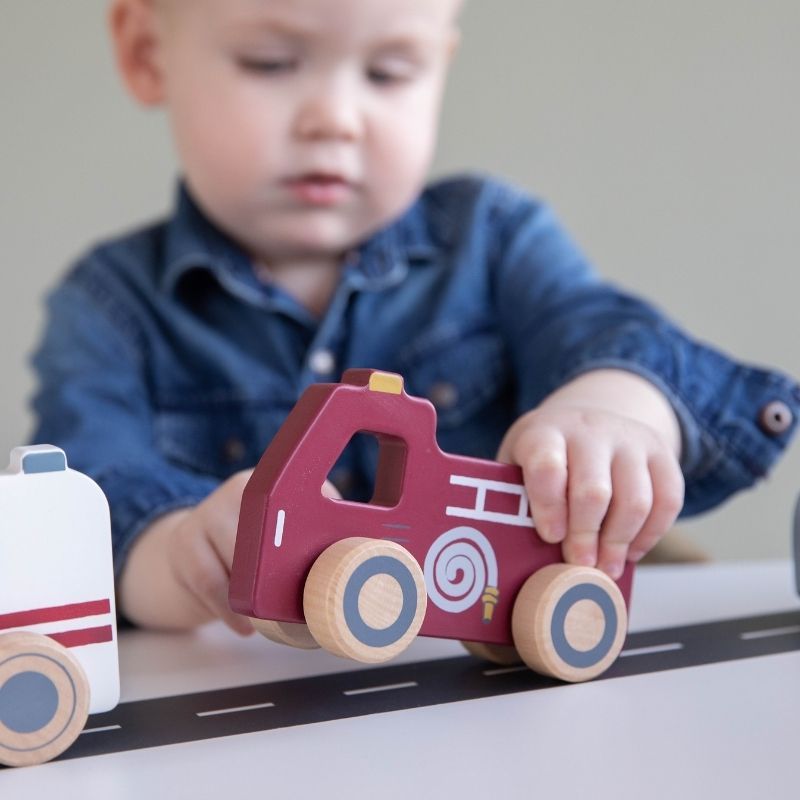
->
xmin=160 ymin=180 xmax=446 ymax=301
xmin=160 ymin=184 xmax=265 ymax=302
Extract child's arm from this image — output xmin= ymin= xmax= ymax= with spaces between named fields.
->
xmin=498 ymin=368 xmax=684 ymax=579
xmin=482 ymin=179 xmax=797 ymax=523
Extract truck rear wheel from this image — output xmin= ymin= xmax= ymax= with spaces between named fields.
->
xmin=0 ymin=631 xmax=90 ymax=767
xmin=303 ymin=537 xmax=427 ymax=663
xmin=511 ymin=564 xmax=627 ymax=682
xmin=250 ymin=618 xmax=320 ymax=650
xmin=461 ymin=641 xmax=522 ymax=666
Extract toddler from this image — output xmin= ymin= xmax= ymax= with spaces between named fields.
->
xmin=30 ymin=0 xmax=799 ymax=633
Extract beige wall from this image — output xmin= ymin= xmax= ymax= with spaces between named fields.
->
xmin=2 ymin=2 xmax=798 ymax=560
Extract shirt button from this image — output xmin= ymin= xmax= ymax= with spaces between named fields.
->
xmin=223 ymin=437 xmax=246 ymax=463
xmin=758 ymin=400 xmax=793 ymax=435
xmin=428 ymin=381 xmax=459 ymax=411
xmin=309 ymin=349 xmax=336 ymax=376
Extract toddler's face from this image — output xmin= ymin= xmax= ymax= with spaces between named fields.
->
xmin=148 ymin=0 xmax=460 ymax=265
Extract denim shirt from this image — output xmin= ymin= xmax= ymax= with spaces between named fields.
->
xmin=30 ymin=175 xmax=800 ymax=575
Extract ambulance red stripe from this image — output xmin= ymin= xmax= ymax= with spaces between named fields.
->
xmin=0 ymin=598 xmax=111 ymax=629
xmin=48 ymin=625 xmax=114 ymax=648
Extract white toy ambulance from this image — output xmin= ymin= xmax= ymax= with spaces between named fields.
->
xmin=0 ymin=445 xmax=119 ymax=767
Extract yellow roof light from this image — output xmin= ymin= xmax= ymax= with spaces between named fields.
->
xmin=368 ymin=372 xmax=403 ymax=395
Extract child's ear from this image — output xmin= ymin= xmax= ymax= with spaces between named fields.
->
xmin=108 ymin=0 xmax=166 ymax=106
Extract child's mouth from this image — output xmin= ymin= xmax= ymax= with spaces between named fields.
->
xmin=284 ymin=173 xmax=354 ymax=206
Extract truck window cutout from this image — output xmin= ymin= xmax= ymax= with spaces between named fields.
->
xmin=324 ymin=431 xmax=408 ymax=508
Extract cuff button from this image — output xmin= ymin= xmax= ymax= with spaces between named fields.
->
xmin=759 ymin=400 xmax=794 ymax=435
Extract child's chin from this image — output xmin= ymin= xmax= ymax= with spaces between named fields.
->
xmin=278 ymin=222 xmax=368 ymax=253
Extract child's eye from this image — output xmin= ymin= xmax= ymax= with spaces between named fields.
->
xmin=366 ymin=64 xmax=416 ymax=87
xmin=238 ymin=57 xmax=298 ymax=75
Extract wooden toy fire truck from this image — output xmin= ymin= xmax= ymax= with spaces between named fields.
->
xmin=230 ymin=369 xmax=634 ymax=682
xmin=0 ymin=445 xmax=119 ymax=767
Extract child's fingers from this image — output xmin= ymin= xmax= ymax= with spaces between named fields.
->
xmin=596 ymin=448 xmax=653 ymax=579
xmin=199 ymin=552 xmax=254 ymax=636
xmin=205 ymin=534 xmax=257 ymax=635
xmin=563 ymin=437 xmax=613 ymax=567
xmin=208 ymin=516 xmax=238 ymax=573
xmin=322 ymin=480 xmax=342 ymax=499
xmin=518 ymin=429 xmax=568 ymax=544
xmin=176 ymin=529 xmax=253 ymax=635
xmin=223 ymin=611 xmax=257 ymax=636
xmin=627 ymin=452 xmax=685 ymax=562
xmin=198 ymin=469 xmax=253 ymax=569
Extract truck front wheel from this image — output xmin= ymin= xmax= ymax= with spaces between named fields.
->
xmin=0 ymin=631 xmax=90 ymax=767
xmin=249 ymin=618 xmax=320 ymax=650
xmin=303 ymin=537 xmax=427 ymax=663
xmin=511 ymin=564 xmax=627 ymax=682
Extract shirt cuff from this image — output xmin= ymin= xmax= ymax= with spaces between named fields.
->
xmin=557 ymin=357 xmax=800 ymax=517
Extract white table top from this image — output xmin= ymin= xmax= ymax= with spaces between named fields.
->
xmin=4 ymin=560 xmax=800 ymax=800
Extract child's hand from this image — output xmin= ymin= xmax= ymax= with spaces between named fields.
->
xmin=161 ymin=470 xmax=256 ymax=634
xmin=497 ymin=370 xmax=685 ymax=579
xmin=119 ymin=470 xmax=342 ymax=634
xmin=119 ymin=469 xmax=255 ymax=634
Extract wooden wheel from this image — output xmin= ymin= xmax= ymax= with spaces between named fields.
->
xmin=303 ymin=537 xmax=427 ymax=663
xmin=250 ymin=618 xmax=319 ymax=650
xmin=460 ymin=640 xmax=522 ymax=666
xmin=511 ymin=564 xmax=627 ymax=682
xmin=0 ymin=631 xmax=90 ymax=767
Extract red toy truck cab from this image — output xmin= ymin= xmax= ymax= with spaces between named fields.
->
xmin=230 ymin=369 xmax=633 ymax=682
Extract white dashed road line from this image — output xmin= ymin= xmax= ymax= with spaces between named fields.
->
xmin=739 ymin=625 xmax=800 ymax=641
xmin=620 ymin=642 xmax=684 ymax=658
xmin=344 ymin=681 xmax=418 ymax=696
xmin=197 ymin=701 xmax=276 ymax=718
xmin=80 ymin=725 xmax=122 ymax=735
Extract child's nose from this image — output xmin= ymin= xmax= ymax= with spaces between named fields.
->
xmin=293 ymin=84 xmax=363 ymax=142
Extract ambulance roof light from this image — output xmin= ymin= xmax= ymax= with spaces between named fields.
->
xmin=5 ymin=445 xmax=68 ymax=476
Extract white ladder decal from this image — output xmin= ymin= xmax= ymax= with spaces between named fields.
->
xmin=445 ymin=475 xmax=534 ymax=528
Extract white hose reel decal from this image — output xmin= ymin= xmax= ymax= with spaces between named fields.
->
xmin=424 ymin=527 xmax=499 ymax=618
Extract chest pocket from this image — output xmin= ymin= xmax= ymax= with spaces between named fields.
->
xmin=154 ymin=395 xmax=295 ymax=479
xmin=397 ymin=322 xmax=513 ymax=459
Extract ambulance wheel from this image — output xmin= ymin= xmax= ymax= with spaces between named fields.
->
xmin=250 ymin=618 xmax=320 ymax=650
xmin=303 ymin=537 xmax=427 ymax=663
xmin=460 ymin=640 xmax=522 ymax=666
xmin=0 ymin=631 xmax=90 ymax=767
xmin=511 ymin=564 xmax=627 ymax=682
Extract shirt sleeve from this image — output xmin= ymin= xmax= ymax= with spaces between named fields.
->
xmin=29 ymin=276 xmax=218 ymax=577
xmin=487 ymin=182 xmax=800 ymax=516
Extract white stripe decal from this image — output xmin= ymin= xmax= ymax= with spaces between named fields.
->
xmin=0 ymin=614 xmax=115 ymax=637
xmin=274 ymin=509 xmax=286 ymax=547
